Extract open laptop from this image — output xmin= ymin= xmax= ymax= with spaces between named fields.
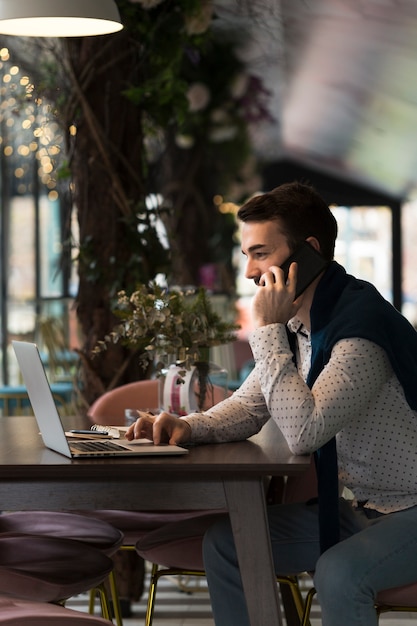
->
xmin=12 ymin=340 xmax=188 ymax=459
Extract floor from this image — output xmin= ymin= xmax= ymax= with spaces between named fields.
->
xmin=66 ymin=570 xmax=417 ymax=626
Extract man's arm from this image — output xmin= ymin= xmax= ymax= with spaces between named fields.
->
xmin=181 ymin=368 xmax=271 ymax=443
xmin=252 ymin=324 xmax=392 ymax=454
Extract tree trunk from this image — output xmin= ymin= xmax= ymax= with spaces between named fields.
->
xmin=64 ymin=33 xmax=148 ymax=407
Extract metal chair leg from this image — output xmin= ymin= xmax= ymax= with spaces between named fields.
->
xmin=143 ymin=565 xmax=312 ymax=626
xmin=144 ymin=562 xmax=160 ymax=626
xmin=90 ymin=543 xmax=141 ymax=626
xmin=108 ymin=570 xmax=123 ymax=626
xmin=144 ymin=564 xmax=207 ymax=626
xmin=301 ymin=586 xmax=316 ymax=626
xmin=89 ymin=582 xmax=115 ymax=624
xmin=276 ymin=575 xmax=311 ymax=626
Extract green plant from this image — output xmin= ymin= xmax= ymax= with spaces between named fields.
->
xmin=93 ymin=283 xmax=239 ymax=369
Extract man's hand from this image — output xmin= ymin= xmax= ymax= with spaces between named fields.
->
xmin=125 ymin=411 xmax=192 ymax=445
xmin=252 ymin=262 xmax=302 ymax=327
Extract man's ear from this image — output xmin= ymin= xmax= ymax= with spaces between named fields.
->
xmin=306 ymin=236 xmax=321 ymax=253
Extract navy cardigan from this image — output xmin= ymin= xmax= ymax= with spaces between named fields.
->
xmin=288 ymin=261 xmax=417 ymax=552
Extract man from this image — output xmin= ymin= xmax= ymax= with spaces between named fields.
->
xmin=127 ymin=182 xmax=417 ymax=625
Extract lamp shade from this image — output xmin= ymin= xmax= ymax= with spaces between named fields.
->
xmin=0 ymin=0 xmax=123 ymax=37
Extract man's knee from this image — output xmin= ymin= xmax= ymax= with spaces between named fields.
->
xmin=314 ymin=543 xmax=358 ymax=603
xmin=203 ymin=516 xmax=234 ymax=563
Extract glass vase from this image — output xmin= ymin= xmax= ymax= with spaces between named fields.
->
xmin=158 ymin=360 xmax=228 ymax=416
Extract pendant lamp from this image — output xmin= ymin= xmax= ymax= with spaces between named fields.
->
xmin=0 ymin=0 xmax=123 ymax=37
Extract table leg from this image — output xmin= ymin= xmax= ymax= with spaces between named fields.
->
xmin=224 ymin=477 xmax=283 ymax=626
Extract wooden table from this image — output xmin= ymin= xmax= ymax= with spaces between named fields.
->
xmin=0 ymin=415 xmax=310 ymax=626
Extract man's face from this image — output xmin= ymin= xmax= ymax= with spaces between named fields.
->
xmin=240 ymin=220 xmax=291 ymax=285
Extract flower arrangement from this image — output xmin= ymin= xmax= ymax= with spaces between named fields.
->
xmin=93 ymin=283 xmax=239 ymax=411
xmin=94 ymin=283 xmax=239 ymax=371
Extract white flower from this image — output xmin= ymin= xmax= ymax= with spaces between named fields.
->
xmin=184 ymin=0 xmax=213 ymax=35
xmin=175 ymin=134 xmax=195 ymax=149
xmin=187 ymin=82 xmax=211 ymax=112
xmin=230 ymin=73 xmax=249 ymax=99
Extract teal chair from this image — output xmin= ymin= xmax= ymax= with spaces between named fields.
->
xmin=0 ymin=383 xmax=72 ymax=416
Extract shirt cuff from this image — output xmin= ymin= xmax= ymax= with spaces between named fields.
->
xmin=180 ymin=414 xmax=212 ymax=443
xmin=249 ymin=323 xmax=289 ymax=360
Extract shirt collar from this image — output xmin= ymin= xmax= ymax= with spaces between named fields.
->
xmin=287 ymin=316 xmax=310 ymax=339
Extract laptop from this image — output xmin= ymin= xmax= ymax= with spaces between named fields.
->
xmin=12 ymin=340 xmax=188 ymax=459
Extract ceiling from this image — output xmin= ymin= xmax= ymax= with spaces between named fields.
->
xmin=217 ymin=0 xmax=417 ymax=202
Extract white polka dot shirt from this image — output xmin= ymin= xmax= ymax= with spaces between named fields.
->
xmin=183 ymin=319 xmax=417 ymax=514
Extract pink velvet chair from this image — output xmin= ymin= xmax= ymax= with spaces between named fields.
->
xmin=301 ymin=568 xmax=417 ymax=625
xmin=0 ymin=534 xmax=113 ymax=617
xmin=135 ymin=509 xmax=314 ymax=626
xmin=376 ymin=584 xmax=417 ymax=617
xmin=87 ymin=379 xmax=229 ymax=425
xmin=0 ymin=596 xmax=113 ymax=625
xmin=87 ymin=380 xmax=160 ymax=426
xmin=0 ymin=511 xmax=124 ymax=626
xmin=0 ymin=511 xmax=123 ymax=555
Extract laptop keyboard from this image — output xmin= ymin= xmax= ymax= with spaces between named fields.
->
xmin=71 ymin=440 xmax=125 ymax=452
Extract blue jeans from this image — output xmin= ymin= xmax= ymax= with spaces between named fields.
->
xmin=202 ymin=498 xmax=417 ymax=626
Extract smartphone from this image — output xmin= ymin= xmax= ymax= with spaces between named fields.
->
xmin=69 ymin=429 xmax=111 ymax=437
xmin=280 ymin=241 xmax=329 ymax=299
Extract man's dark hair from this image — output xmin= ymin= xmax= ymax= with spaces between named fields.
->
xmin=237 ymin=181 xmax=338 ymax=261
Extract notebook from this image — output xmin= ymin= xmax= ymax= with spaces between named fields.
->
xmin=12 ymin=340 xmax=188 ymax=459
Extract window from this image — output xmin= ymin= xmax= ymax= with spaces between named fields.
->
xmin=402 ymin=198 xmax=417 ymax=328
xmin=234 ymin=204 xmax=393 ymax=336
xmin=0 ymin=48 xmax=72 ymax=384
xmin=332 ymin=205 xmax=392 ymax=301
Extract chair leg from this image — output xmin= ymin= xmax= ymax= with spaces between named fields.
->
xmin=88 ymin=589 xmax=95 ymax=616
xmin=276 ymin=575 xmax=309 ymax=625
xmin=301 ymin=586 xmax=316 ymax=626
xmin=277 ymin=576 xmax=315 ymax=626
xmin=144 ymin=562 xmax=160 ymax=626
xmin=89 ymin=546 xmax=133 ymax=626
xmin=143 ymin=564 xmax=311 ymax=626
xmin=143 ymin=563 xmax=207 ymax=626
xmin=89 ymin=582 xmax=114 ymax=623
xmin=97 ymin=583 xmax=112 ymax=621
xmin=90 ymin=544 xmax=141 ymax=625
xmin=108 ymin=570 xmax=124 ymax=626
